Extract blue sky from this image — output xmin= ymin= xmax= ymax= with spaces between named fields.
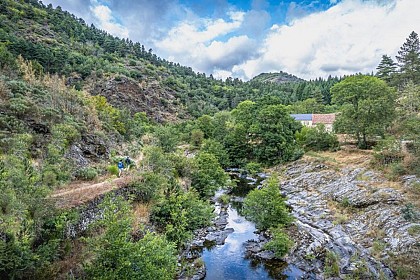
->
xmin=43 ymin=1 xmax=420 ymax=80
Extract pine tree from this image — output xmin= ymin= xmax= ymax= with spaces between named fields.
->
xmin=396 ymin=31 xmax=420 ymax=84
xmin=376 ymin=54 xmax=397 ymax=84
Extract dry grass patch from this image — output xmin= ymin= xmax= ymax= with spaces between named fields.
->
xmin=133 ymin=202 xmax=152 ymax=230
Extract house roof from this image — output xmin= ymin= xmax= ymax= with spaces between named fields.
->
xmin=312 ymin=114 xmax=336 ymax=124
xmin=290 ymin=114 xmax=312 ymax=121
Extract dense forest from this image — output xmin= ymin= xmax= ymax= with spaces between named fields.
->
xmin=0 ymin=0 xmax=419 ymax=279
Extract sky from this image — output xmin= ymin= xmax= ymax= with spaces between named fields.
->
xmin=42 ymin=0 xmax=420 ymax=80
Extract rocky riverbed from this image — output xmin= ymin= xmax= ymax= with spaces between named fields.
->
xmin=279 ymin=157 xmax=420 ymax=279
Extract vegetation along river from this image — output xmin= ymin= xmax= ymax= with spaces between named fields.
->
xmin=200 ymin=173 xmax=304 ymax=279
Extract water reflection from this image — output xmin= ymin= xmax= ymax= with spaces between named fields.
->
xmin=202 ymin=173 xmax=303 ymax=280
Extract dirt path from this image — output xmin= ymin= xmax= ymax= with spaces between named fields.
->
xmin=51 ymin=154 xmax=143 ymax=209
xmin=51 ymin=176 xmax=133 ymax=209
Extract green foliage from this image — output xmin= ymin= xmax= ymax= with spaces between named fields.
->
xmin=218 ymin=194 xmax=230 ymax=204
xmin=408 ymin=225 xmax=420 ymax=236
xmin=107 ymin=164 xmax=119 ymax=176
xmin=263 ymin=226 xmax=294 ymax=258
xmin=92 ymin=95 xmax=126 ymax=135
xmin=331 ymin=75 xmax=396 ymax=149
xmin=75 ymin=167 xmax=98 ymax=181
xmin=0 ymin=135 xmax=59 ymax=279
xmin=250 ymin=104 xmax=302 ymax=165
xmin=243 ymin=176 xmax=293 ymax=230
xmin=245 ymin=162 xmax=262 ymax=176
xmin=191 ymin=152 xmax=228 ymax=197
xmin=141 ymin=145 xmax=175 ymax=180
xmin=151 ymin=190 xmax=214 ymax=245
xmin=129 ymin=172 xmax=166 ymax=202
xmin=401 ymin=203 xmax=418 ymax=221
xmin=324 ymin=250 xmax=340 ymax=277
xmin=190 ymin=128 xmax=204 ymax=148
xmin=86 ymin=196 xmax=177 ymax=279
xmin=153 ymin=125 xmax=179 ymax=153
xmin=295 ymin=125 xmax=339 ymax=152
xmin=200 ymin=139 xmax=230 ymax=167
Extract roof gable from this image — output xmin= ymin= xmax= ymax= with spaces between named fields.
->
xmin=312 ymin=114 xmax=336 ymax=124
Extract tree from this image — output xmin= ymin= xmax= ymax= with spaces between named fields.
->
xmin=376 ymin=55 xmax=397 ymax=84
xmin=85 ymin=197 xmax=177 ymax=279
xmin=396 ymin=31 xmax=420 ymax=84
xmin=250 ymin=104 xmax=302 ymax=165
xmin=200 ymin=139 xmax=230 ymax=168
xmin=331 ymin=75 xmax=396 ymax=149
xmin=151 ymin=189 xmax=214 ymax=245
xmin=191 ymin=152 xmax=228 ymax=197
xmin=243 ymin=177 xmax=293 ymax=230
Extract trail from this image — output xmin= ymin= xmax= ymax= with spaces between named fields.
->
xmin=50 ymin=153 xmax=143 ymax=209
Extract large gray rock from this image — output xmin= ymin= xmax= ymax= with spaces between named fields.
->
xmin=281 ymin=160 xmax=419 ymax=279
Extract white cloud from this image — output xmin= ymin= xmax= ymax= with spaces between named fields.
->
xmin=230 ymin=0 xmax=420 ymax=80
xmin=90 ymin=3 xmax=129 ymax=38
xmin=154 ymin=11 xmax=257 ymax=74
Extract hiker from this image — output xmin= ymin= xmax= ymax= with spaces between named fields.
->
xmin=118 ymin=160 xmax=124 ymax=177
xmin=125 ymin=156 xmax=132 ymax=170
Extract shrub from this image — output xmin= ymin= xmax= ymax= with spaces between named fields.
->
xmin=324 ymin=250 xmax=340 ymax=277
xmin=245 ymin=162 xmax=262 ymax=176
xmin=42 ymin=169 xmax=57 ymax=187
xmin=218 ymin=194 xmax=230 ymax=204
xmin=129 ymin=172 xmax=166 ymax=202
xmin=191 ymin=152 xmax=228 ymax=197
xmin=190 ymin=129 xmax=204 ymax=148
xmin=151 ymin=190 xmax=214 ymax=246
xmin=263 ymin=226 xmax=294 ymax=258
xmin=107 ymin=165 xmax=119 ymax=176
xmin=296 ymin=125 xmax=339 ymax=152
xmin=200 ymin=139 xmax=230 ymax=167
xmin=75 ymin=167 xmax=98 ymax=181
xmin=85 ymin=197 xmax=177 ymax=279
xmin=243 ymin=176 xmax=293 ymax=230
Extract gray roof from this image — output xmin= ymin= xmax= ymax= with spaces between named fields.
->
xmin=290 ymin=114 xmax=312 ymax=121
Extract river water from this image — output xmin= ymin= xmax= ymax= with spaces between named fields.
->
xmin=201 ymin=174 xmax=304 ymax=280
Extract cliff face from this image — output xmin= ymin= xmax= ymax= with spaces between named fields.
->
xmin=87 ymin=76 xmax=186 ymax=123
xmin=280 ymin=152 xmax=419 ymax=279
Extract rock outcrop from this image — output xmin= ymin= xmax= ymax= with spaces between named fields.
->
xmin=280 ymin=159 xmax=420 ymax=279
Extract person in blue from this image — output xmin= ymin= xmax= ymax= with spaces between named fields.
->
xmin=118 ymin=160 xmax=124 ymax=177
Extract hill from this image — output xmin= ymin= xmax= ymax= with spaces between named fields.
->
xmin=0 ymin=0 xmax=339 ymax=121
xmin=251 ymin=71 xmax=304 ymax=84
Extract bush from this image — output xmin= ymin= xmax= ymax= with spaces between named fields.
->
xmin=243 ymin=176 xmax=293 ymax=230
xmin=86 ymin=197 xmax=177 ymax=279
xmin=190 ymin=129 xmax=204 ymax=148
xmin=75 ymin=167 xmax=98 ymax=181
xmin=191 ymin=152 xmax=228 ymax=197
xmin=324 ymin=250 xmax=340 ymax=277
xmin=263 ymin=226 xmax=293 ymax=258
xmin=245 ymin=162 xmax=262 ymax=176
xmin=200 ymin=139 xmax=230 ymax=167
xmin=107 ymin=165 xmax=119 ymax=176
xmin=151 ymin=190 xmax=214 ymax=246
xmin=129 ymin=172 xmax=166 ymax=202
xmin=296 ymin=125 xmax=339 ymax=152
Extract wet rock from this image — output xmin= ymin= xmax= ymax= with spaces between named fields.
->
xmin=205 ymin=228 xmax=234 ymax=245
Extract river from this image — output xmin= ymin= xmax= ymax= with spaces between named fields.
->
xmin=200 ymin=174 xmax=304 ymax=280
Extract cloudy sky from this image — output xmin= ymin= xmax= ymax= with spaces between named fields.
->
xmin=43 ymin=0 xmax=419 ymax=80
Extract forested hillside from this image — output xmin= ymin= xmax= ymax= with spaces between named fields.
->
xmin=0 ymin=0 xmax=341 ymax=120
xmin=0 ymin=0 xmax=419 ymax=279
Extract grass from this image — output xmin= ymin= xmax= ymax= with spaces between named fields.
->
xmin=408 ymin=225 xmax=420 ymax=236
xmin=132 ymin=202 xmax=151 ymax=230
xmin=218 ymin=194 xmax=230 ymax=204
xmin=324 ymin=250 xmax=340 ymax=277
